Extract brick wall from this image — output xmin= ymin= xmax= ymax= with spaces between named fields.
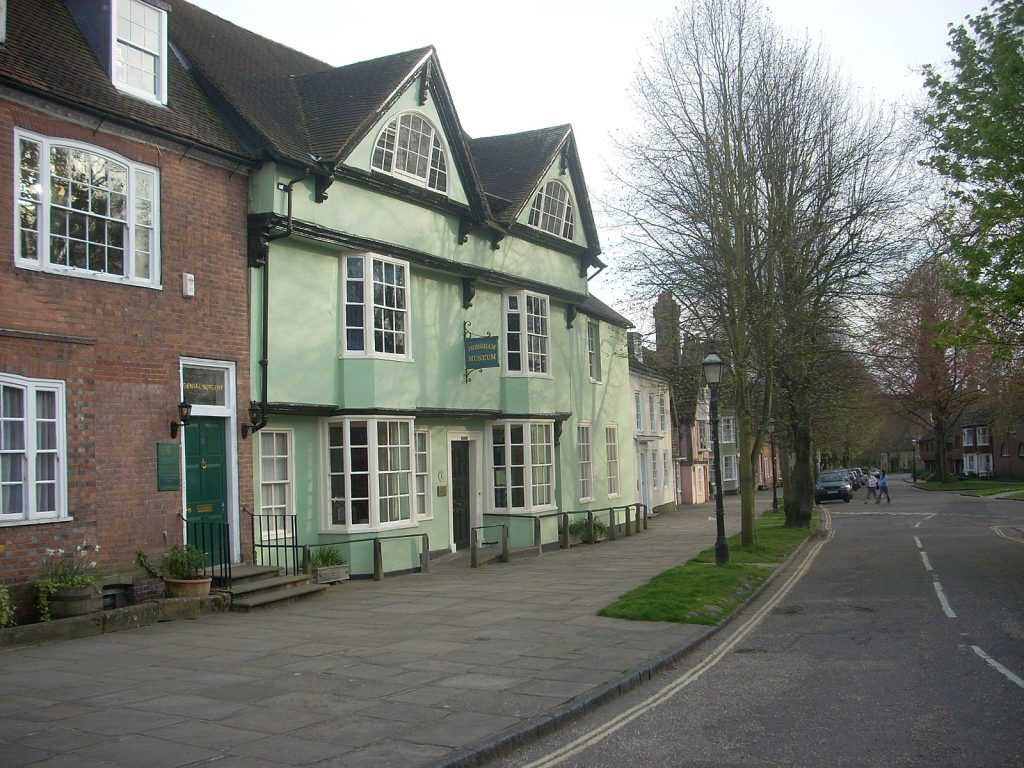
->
xmin=0 ymin=100 xmax=253 ymax=603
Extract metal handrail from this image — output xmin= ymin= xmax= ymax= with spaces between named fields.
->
xmin=245 ymin=510 xmax=301 ymax=575
xmin=178 ymin=512 xmax=231 ymax=584
xmin=482 ymin=509 xmax=563 ymax=556
xmin=340 ymin=532 xmax=430 ymax=581
xmin=470 ymin=524 xmax=509 ymax=567
xmin=561 ymin=504 xmax=649 ymax=546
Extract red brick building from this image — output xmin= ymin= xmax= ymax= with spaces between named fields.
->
xmin=0 ymin=0 xmax=252 ymax=618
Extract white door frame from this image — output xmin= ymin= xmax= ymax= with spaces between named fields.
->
xmin=178 ymin=357 xmax=240 ymax=563
xmin=637 ymin=448 xmax=652 ymax=513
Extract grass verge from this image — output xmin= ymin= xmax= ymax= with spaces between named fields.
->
xmin=916 ymin=479 xmax=1024 ymax=494
xmin=998 ymin=491 xmax=1024 ymax=501
xmin=598 ymin=508 xmax=816 ymax=626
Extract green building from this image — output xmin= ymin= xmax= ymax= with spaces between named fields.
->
xmin=171 ymin=3 xmax=637 ymax=574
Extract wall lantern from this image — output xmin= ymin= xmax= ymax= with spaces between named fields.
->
xmin=170 ymin=400 xmax=192 ymax=439
xmin=241 ymin=400 xmax=265 ymax=439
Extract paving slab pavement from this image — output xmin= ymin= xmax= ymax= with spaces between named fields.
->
xmin=0 ymin=493 xmax=770 ymax=768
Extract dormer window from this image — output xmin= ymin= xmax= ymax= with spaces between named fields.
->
xmin=528 ymin=180 xmax=575 ymax=240
xmin=113 ymin=0 xmax=168 ymax=105
xmin=371 ymin=113 xmax=448 ymax=193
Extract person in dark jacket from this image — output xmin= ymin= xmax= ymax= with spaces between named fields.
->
xmin=877 ymin=470 xmax=891 ymax=504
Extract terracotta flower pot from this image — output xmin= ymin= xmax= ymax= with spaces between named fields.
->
xmin=163 ymin=577 xmax=212 ymax=598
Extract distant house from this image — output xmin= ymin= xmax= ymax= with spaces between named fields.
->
xmin=628 ymin=339 xmax=676 ymax=514
xmin=0 ymin=0 xmax=252 ymax=615
xmin=917 ymin=406 xmax=1023 ymax=479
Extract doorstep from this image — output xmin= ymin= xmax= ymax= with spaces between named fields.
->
xmin=0 ymin=593 xmax=229 ymax=650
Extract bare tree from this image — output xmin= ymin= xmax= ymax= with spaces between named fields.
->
xmin=610 ymin=0 xmax=909 ymax=531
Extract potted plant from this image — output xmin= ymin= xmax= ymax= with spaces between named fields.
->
xmin=37 ymin=541 xmax=102 ymax=621
xmin=137 ymin=544 xmax=211 ymax=598
xmin=309 ymin=547 xmax=349 ymax=584
xmin=564 ymin=518 xmax=607 ymax=545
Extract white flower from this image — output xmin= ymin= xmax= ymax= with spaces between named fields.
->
xmin=45 ymin=548 xmax=55 ymax=556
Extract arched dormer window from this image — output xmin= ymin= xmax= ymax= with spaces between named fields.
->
xmin=528 ymin=180 xmax=575 ymax=241
xmin=371 ymin=113 xmax=448 ymax=193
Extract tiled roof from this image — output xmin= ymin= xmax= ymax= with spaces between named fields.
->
xmin=293 ymin=48 xmax=435 ymax=163
xmin=164 ymin=0 xmax=333 ymax=162
xmin=0 ymin=0 xmax=246 ymax=159
xmin=12 ymin=0 xmax=600 ymax=262
xmin=470 ymin=126 xmax=571 ymax=223
xmin=580 ymin=294 xmax=633 ymax=329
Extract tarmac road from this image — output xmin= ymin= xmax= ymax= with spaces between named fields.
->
xmin=481 ymin=482 xmax=1024 ymax=767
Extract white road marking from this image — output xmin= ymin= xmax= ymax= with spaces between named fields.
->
xmin=972 ymin=646 xmax=1024 ymax=690
xmin=915 ymin=536 xmax=954 ymax=616
xmin=518 ymin=511 xmax=835 ymax=768
xmin=914 ymin=513 xmax=935 ymax=528
xmin=932 ymin=577 xmax=957 ymax=618
xmin=992 ymin=526 xmax=1024 ymax=545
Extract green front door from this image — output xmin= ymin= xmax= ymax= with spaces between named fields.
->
xmin=184 ymin=416 xmax=228 ymax=565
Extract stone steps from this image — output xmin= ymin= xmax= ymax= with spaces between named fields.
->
xmin=217 ymin=568 xmax=329 ymax=613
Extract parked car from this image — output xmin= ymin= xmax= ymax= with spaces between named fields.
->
xmin=843 ymin=469 xmax=862 ymax=489
xmin=815 ymin=471 xmax=853 ymax=503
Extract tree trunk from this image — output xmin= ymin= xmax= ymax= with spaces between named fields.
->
xmin=737 ymin=409 xmax=757 ymax=545
xmin=786 ymin=419 xmax=815 ymax=528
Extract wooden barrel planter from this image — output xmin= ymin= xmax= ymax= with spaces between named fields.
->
xmin=49 ymin=585 xmax=102 ymax=619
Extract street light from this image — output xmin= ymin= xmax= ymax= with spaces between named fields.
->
xmin=702 ymin=343 xmax=728 ymax=566
xmin=911 ymin=438 xmax=918 ymax=483
xmin=769 ymin=417 xmax=778 ymax=511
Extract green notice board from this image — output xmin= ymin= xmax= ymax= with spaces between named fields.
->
xmin=157 ymin=442 xmax=181 ymax=491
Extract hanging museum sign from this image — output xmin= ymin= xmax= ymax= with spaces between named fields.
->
xmin=464 ymin=336 xmax=499 ymax=370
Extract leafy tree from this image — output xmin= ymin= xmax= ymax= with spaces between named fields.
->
xmin=919 ymin=0 xmax=1024 ymax=350
xmin=873 ymin=259 xmax=988 ymax=481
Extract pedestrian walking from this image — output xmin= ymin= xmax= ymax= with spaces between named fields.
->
xmin=877 ymin=470 xmax=891 ymax=504
xmin=865 ymin=472 xmax=878 ymax=503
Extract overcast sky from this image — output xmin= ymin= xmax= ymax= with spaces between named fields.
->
xmin=191 ymin=0 xmax=984 ymax=327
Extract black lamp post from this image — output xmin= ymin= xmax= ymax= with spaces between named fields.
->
xmin=769 ymin=417 xmax=778 ymax=511
xmin=702 ymin=344 xmax=728 ymax=566
xmin=911 ymin=438 xmax=918 ymax=483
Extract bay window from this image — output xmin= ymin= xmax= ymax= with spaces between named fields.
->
xmin=325 ymin=418 xmax=413 ymax=530
xmin=491 ymin=421 xmax=554 ymax=511
xmin=504 ymin=291 xmax=549 ymax=375
xmin=342 ymin=253 xmax=410 ymax=359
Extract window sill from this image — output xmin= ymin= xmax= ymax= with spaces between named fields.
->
xmin=0 ymin=516 xmax=73 ymax=528
xmin=15 ymin=260 xmax=162 ymax=290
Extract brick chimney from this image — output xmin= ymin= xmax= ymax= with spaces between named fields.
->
xmin=654 ymin=292 xmax=680 ymax=367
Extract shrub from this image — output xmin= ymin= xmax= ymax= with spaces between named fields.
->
xmin=161 ymin=544 xmax=208 ymax=580
xmin=0 ymin=584 xmax=15 ymax=628
xmin=310 ymin=547 xmax=345 ymax=568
